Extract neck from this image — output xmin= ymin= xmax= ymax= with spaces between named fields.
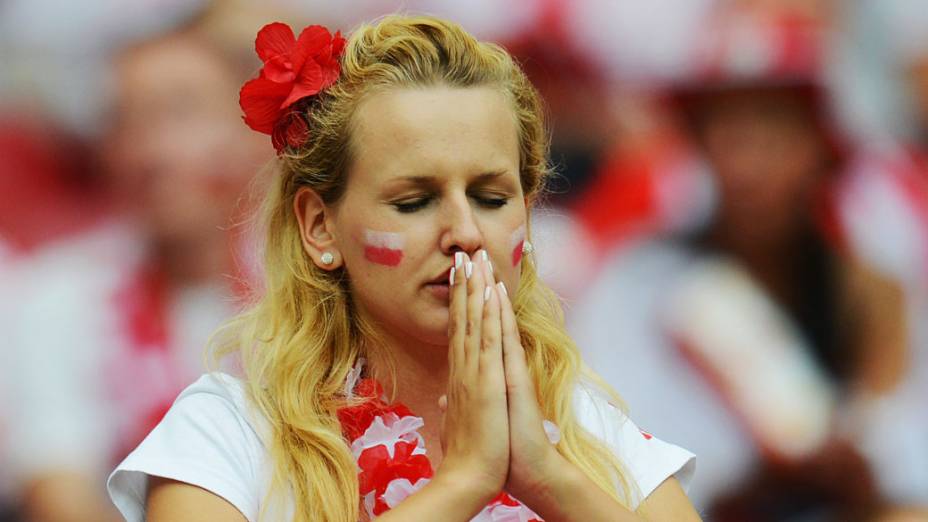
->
xmin=364 ymin=327 xmax=449 ymax=423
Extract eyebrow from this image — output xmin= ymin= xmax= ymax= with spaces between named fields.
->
xmin=387 ymin=170 xmax=510 ymax=188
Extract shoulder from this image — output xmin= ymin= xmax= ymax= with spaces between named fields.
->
xmin=108 ymin=373 xmax=269 ymax=522
xmin=572 ymin=382 xmax=696 ymax=509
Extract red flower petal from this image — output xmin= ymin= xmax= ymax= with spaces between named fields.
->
xmin=271 ymin=113 xmax=310 ymax=153
xmin=239 ymin=77 xmax=291 ymax=134
xmin=292 ymin=25 xmax=333 ymax=71
xmin=331 ymin=31 xmax=347 ymax=58
xmin=281 ymin=60 xmax=324 ymax=108
xmin=255 ymin=22 xmax=296 ymax=65
xmin=357 ymin=441 xmax=433 ymax=495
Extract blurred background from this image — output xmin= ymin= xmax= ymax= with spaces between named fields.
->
xmin=1 ymin=0 xmax=926 ymax=520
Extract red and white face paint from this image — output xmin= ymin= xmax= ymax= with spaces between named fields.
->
xmin=509 ymin=225 xmax=526 ymax=267
xmin=363 ymin=229 xmax=404 ymax=267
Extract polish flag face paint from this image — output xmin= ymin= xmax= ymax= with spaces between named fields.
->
xmin=363 ymin=230 xmax=404 ymax=267
xmin=510 ymin=225 xmax=526 ymax=267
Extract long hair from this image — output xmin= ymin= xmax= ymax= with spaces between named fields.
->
xmin=211 ymin=14 xmax=632 ymax=521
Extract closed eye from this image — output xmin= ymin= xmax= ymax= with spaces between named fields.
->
xmin=475 ymin=196 xmax=509 ymax=209
xmin=393 ymin=198 xmax=431 ymax=213
xmin=391 ymin=194 xmax=511 ymax=214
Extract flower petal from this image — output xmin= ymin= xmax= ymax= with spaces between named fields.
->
xmin=292 ymin=25 xmax=332 ymax=71
xmin=281 ymin=60 xmax=324 ymax=108
xmin=239 ymin=77 xmax=290 ymax=134
xmin=255 ymin=22 xmax=296 ymax=65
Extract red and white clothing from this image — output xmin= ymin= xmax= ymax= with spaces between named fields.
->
xmin=831 ymin=142 xmax=928 ymax=503
xmin=3 ymin=221 xmax=239 ymax=491
xmin=107 ymin=373 xmax=695 ymax=521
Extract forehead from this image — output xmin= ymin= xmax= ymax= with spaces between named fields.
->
xmin=348 ymin=85 xmax=520 ymax=185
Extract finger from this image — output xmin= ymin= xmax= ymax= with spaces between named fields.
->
xmin=480 ymin=267 xmax=502 ymax=360
xmin=498 ymin=281 xmax=536 ymax=404
xmin=464 ymin=252 xmax=485 ymax=380
xmin=448 ymin=252 xmax=468 ymax=374
xmin=480 ymin=249 xmax=496 ymax=287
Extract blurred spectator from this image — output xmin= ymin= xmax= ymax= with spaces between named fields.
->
xmin=568 ymin=4 xmax=925 ymax=520
xmin=3 ymin=2 xmax=272 ymax=520
xmin=825 ymin=0 xmax=928 ymax=510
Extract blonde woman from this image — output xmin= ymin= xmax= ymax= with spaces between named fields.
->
xmin=107 ymin=15 xmax=698 ymax=522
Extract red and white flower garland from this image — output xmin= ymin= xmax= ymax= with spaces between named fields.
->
xmin=337 ymin=360 xmax=548 ymax=521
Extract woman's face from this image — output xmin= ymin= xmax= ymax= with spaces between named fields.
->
xmin=330 ymin=85 xmax=527 ymax=346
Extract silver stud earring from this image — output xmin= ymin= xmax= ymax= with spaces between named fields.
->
xmin=320 ymin=252 xmax=334 ymax=265
xmin=522 ymin=241 xmax=534 ymax=254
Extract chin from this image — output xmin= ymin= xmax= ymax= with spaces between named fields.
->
xmin=403 ymin=308 xmax=451 ymax=346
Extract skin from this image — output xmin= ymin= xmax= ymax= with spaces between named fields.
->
xmin=147 ymin=86 xmax=701 ymax=520
xmin=104 ymin=33 xmax=266 ymax=285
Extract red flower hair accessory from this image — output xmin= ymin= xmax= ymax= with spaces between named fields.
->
xmin=239 ymin=22 xmax=346 ymax=153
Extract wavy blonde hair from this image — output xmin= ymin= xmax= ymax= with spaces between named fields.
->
xmin=212 ymin=14 xmax=632 ymax=521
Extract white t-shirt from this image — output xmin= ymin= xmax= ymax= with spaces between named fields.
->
xmin=108 ymin=373 xmax=695 ymax=521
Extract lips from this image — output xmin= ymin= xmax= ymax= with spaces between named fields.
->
xmin=427 ymin=267 xmax=453 ymax=285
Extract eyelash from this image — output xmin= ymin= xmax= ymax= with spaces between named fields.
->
xmin=393 ymin=195 xmax=509 ymax=213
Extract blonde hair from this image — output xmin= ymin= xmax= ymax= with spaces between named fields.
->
xmin=212 ymin=14 xmax=632 ymax=521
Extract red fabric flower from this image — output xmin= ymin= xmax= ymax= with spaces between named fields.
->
xmin=239 ymin=22 xmax=346 ymax=152
xmin=357 ymin=440 xmax=433 ymax=497
xmin=337 ymin=379 xmax=414 ymax=442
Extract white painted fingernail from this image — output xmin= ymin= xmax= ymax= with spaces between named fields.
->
xmin=481 ymin=250 xmax=489 ymax=262
xmin=449 ymin=267 xmax=455 ymax=286
xmin=497 ymin=281 xmax=507 ymax=296
xmin=484 ymin=285 xmax=492 ymax=301
xmin=465 ymin=261 xmax=473 ymax=279
xmin=454 ymin=252 xmax=464 ymax=269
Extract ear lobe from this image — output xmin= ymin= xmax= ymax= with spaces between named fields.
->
xmin=294 ymin=187 xmax=342 ymax=270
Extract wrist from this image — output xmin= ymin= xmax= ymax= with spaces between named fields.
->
xmin=512 ymin=451 xmax=583 ymax=521
xmin=431 ymin=466 xmax=500 ymax=514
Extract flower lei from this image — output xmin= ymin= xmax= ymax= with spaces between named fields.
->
xmin=336 ymin=360 xmax=549 ymax=521
xmin=239 ymin=22 xmax=346 ymax=154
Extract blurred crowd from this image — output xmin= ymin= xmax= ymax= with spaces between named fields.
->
xmin=0 ymin=0 xmax=926 ymax=521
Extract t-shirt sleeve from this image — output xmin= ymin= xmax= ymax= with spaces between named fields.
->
xmin=573 ymin=384 xmax=696 ymax=509
xmin=107 ymin=374 xmax=265 ymax=522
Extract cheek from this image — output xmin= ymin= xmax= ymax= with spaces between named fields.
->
xmin=362 ymin=229 xmax=405 ymax=267
xmin=509 ymin=225 xmax=526 ymax=267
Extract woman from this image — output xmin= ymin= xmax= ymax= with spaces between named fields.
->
xmin=107 ymin=15 xmax=698 ymax=522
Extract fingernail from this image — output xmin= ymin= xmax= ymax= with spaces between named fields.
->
xmin=465 ymin=261 xmax=473 ymax=279
xmin=454 ymin=252 xmax=464 ymax=269
xmin=488 ymin=258 xmax=493 ymax=274
xmin=484 ymin=285 xmax=492 ymax=301
xmin=497 ymin=281 xmax=507 ymax=296
xmin=449 ymin=267 xmax=456 ymax=286
xmin=481 ymin=250 xmax=489 ymax=262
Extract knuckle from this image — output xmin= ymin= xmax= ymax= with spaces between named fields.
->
xmin=466 ymin=318 xmax=478 ymax=336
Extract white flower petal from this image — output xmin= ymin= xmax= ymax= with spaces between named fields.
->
xmin=381 ymin=477 xmax=431 ymax=508
xmin=350 ymin=414 xmax=426 ymax=458
xmin=543 ymin=419 xmax=561 ymax=445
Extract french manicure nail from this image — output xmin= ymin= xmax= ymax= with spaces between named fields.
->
xmin=449 ymin=267 xmax=456 ymax=286
xmin=484 ymin=285 xmax=492 ymax=301
xmin=465 ymin=261 xmax=473 ymax=279
xmin=454 ymin=252 xmax=464 ymax=269
xmin=498 ymin=281 xmax=507 ymax=296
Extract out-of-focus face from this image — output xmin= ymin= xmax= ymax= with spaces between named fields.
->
xmin=329 ymin=85 xmax=526 ymax=346
xmin=694 ymin=88 xmax=828 ymax=240
xmin=106 ymin=34 xmax=266 ymax=248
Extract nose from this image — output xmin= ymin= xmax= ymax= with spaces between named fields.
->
xmin=439 ymin=193 xmax=484 ymax=256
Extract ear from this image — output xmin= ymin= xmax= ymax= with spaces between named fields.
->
xmin=294 ymin=187 xmax=342 ymax=270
